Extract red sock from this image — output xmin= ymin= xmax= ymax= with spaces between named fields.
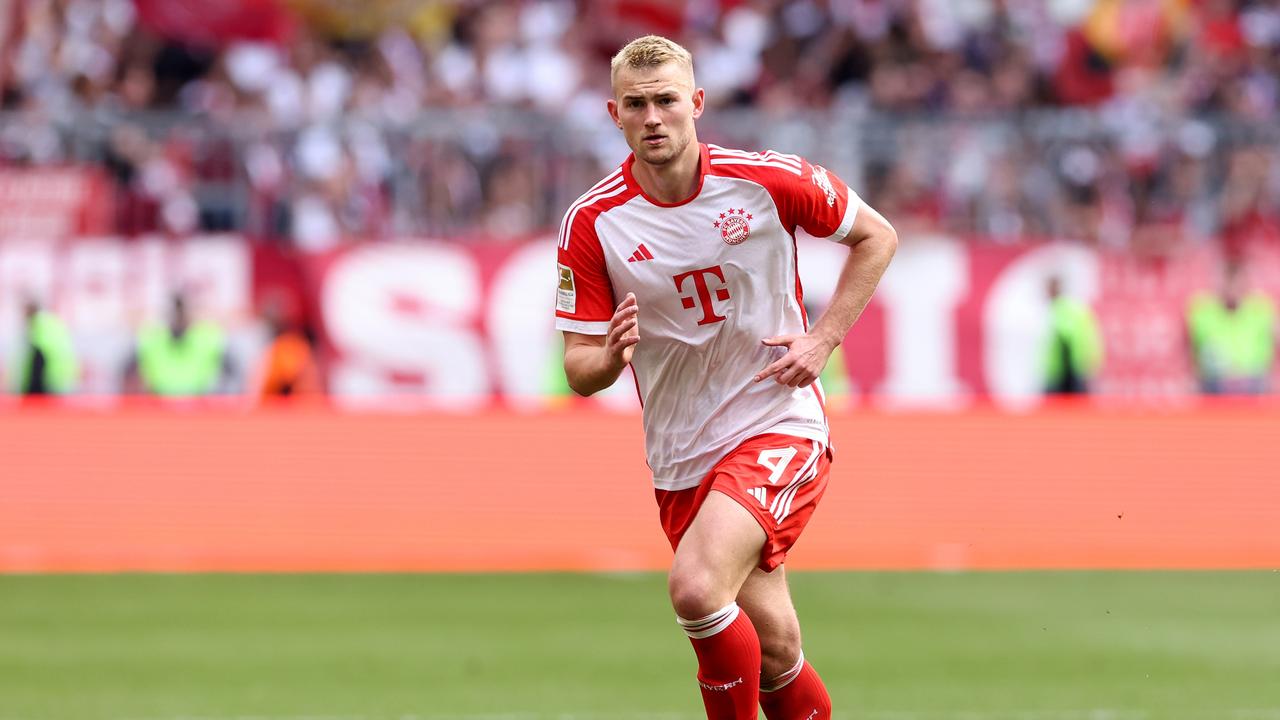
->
xmin=759 ymin=653 xmax=832 ymax=720
xmin=677 ymin=602 xmax=761 ymax=719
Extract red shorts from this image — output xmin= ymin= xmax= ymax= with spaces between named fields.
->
xmin=655 ymin=433 xmax=831 ymax=572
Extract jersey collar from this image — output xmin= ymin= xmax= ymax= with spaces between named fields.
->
xmin=623 ymin=142 xmax=710 ymax=208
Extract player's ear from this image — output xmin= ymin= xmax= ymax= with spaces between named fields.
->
xmin=607 ymin=98 xmax=622 ymax=128
xmin=691 ymin=87 xmax=705 ymax=120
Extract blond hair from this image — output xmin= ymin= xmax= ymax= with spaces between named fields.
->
xmin=610 ymin=35 xmax=694 ymax=88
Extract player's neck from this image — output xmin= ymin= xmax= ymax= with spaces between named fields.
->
xmin=631 ymin=141 xmax=702 ymax=205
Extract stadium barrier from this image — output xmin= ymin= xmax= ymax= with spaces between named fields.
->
xmin=2 ymin=399 xmax=1277 ymax=572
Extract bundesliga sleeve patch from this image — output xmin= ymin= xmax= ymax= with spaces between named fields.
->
xmin=556 ymin=264 xmax=576 ymax=313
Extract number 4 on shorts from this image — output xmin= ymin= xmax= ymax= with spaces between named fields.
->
xmin=756 ymin=447 xmax=798 ymax=485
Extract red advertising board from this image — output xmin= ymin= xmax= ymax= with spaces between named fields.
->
xmin=3 ymin=402 xmax=1277 ymax=572
xmin=1 ymin=235 xmax=1277 ymax=402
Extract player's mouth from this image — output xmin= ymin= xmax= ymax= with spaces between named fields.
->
xmin=643 ymin=134 xmax=666 ymax=146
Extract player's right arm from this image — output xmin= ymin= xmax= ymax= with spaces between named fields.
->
xmin=562 ymin=293 xmax=639 ymax=396
xmin=555 ymin=185 xmax=638 ymax=396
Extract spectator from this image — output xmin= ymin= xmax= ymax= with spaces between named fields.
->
xmin=0 ymin=0 xmax=1277 ymax=244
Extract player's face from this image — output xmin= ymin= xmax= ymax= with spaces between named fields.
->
xmin=608 ymin=62 xmax=704 ymax=167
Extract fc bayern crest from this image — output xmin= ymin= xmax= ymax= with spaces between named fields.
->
xmin=713 ymin=207 xmax=753 ymax=245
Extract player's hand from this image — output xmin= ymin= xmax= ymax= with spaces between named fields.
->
xmin=605 ymin=292 xmax=640 ymax=368
xmin=754 ymin=333 xmax=835 ymax=388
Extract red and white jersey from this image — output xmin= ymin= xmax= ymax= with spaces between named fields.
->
xmin=555 ymin=143 xmax=860 ymax=491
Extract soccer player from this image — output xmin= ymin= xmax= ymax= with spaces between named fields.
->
xmin=554 ymin=36 xmax=897 ymax=719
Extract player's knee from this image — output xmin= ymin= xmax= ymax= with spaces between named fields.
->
xmin=667 ymin=566 xmax=728 ymax=619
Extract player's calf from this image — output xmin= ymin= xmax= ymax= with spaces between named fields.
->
xmin=759 ymin=652 xmax=832 ymax=720
xmin=677 ymin=601 xmax=762 ymax=719
xmin=757 ymin=623 xmax=803 ymax=682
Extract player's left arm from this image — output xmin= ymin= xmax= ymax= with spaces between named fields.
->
xmin=756 ymin=202 xmax=897 ymax=387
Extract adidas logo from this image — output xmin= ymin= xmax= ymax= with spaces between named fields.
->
xmin=748 ymin=487 xmax=768 ymax=508
xmin=627 ymin=244 xmax=655 ymax=263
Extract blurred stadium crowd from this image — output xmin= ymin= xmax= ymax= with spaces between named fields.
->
xmin=1 ymin=0 xmax=1278 ymax=250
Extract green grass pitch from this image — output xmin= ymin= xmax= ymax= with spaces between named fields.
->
xmin=1 ymin=572 xmax=1278 ymax=719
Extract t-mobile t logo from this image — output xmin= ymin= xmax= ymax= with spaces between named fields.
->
xmin=673 ymin=265 xmax=731 ymax=325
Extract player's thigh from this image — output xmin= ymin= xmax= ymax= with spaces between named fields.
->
xmin=737 ymin=565 xmax=802 ymax=674
xmin=668 ymin=489 xmax=767 ymax=615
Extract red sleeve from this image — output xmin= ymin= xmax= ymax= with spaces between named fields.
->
xmin=776 ymin=157 xmax=860 ymax=242
xmin=554 ymin=211 xmax=614 ymax=334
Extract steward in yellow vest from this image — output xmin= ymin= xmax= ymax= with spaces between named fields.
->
xmin=125 ymin=295 xmax=233 ymax=396
xmin=13 ymin=299 xmax=78 ymax=395
xmin=1187 ymin=267 xmax=1276 ymax=395
xmin=1043 ymin=276 xmax=1103 ymax=395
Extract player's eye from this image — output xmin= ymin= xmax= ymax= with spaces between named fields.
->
xmin=659 ymin=97 xmax=675 ymax=105
xmin=628 ymin=99 xmax=645 ymax=108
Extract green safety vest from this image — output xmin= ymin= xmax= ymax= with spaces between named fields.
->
xmin=15 ymin=311 xmax=78 ymax=394
xmin=137 ymin=322 xmax=226 ymax=396
xmin=1043 ymin=298 xmax=1104 ymax=387
xmin=1187 ymin=292 xmax=1276 ymax=380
